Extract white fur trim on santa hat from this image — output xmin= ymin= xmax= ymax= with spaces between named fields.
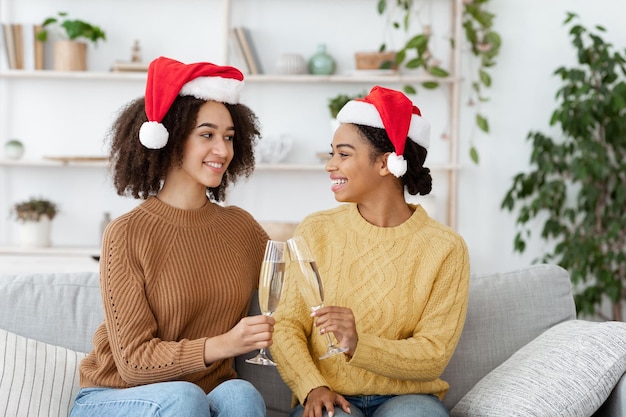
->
xmin=336 ymin=100 xmax=431 ymax=149
xmin=387 ymin=152 xmax=407 ymax=177
xmin=180 ymin=76 xmax=244 ymax=104
xmin=139 ymin=121 xmax=169 ymax=149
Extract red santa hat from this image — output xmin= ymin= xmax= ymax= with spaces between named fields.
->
xmin=139 ymin=56 xmax=245 ymax=149
xmin=336 ymin=86 xmax=430 ymax=177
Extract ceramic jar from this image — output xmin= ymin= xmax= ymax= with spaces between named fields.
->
xmin=308 ymin=44 xmax=336 ymax=75
xmin=275 ymin=53 xmax=307 ymax=75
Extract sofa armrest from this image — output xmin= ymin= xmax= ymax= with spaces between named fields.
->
xmin=594 ymin=374 xmax=626 ymax=417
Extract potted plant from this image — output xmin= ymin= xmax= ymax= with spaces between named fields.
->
xmin=327 ymin=91 xmax=366 ymax=133
xmin=36 ymin=11 xmax=106 ymax=71
xmin=327 ymin=91 xmax=366 ymax=119
xmin=501 ymin=13 xmax=626 ymax=321
xmin=11 ymin=197 xmax=58 ymax=247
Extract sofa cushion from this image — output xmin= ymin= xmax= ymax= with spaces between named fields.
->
xmin=0 ymin=272 xmax=102 ymax=353
xmin=450 ymin=320 xmax=626 ymax=417
xmin=0 ymin=328 xmax=86 ymax=417
xmin=441 ymin=264 xmax=576 ymax=409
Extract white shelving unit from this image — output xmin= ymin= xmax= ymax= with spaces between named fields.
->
xmin=0 ymin=0 xmax=463 ymax=264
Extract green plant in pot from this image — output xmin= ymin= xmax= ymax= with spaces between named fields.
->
xmin=327 ymin=91 xmax=366 ymax=119
xmin=11 ymin=197 xmax=59 ymax=248
xmin=12 ymin=197 xmax=58 ymax=222
xmin=36 ymin=11 xmax=106 ymax=71
xmin=501 ymin=13 xmax=626 ymax=321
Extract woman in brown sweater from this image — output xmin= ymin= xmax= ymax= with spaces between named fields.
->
xmin=69 ymin=57 xmax=272 ymax=417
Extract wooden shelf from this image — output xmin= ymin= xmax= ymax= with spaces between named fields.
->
xmin=0 ymin=246 xmax=100 ymax=257
xmin=0 ymin=158 xmax=109 ymax=167
xmin=0 ymin=70 xmax=460 ymax=85
xmin=0 ymin=159 xmax=460 ymax=171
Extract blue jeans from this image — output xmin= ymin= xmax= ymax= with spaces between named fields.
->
xmin=290 ymin=394 xmax=449 ymax=417
xmin=70 ymin=379 xmax=265 ymax=417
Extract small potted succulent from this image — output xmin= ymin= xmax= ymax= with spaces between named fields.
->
xmin=36 ymin=11 xmax=106 ymax=71
xmin=11 ymin=197 xmax=58 ymax=247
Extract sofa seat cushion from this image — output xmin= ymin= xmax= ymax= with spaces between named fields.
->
xmin=441 ymin=264 xmax=576 ymax=409
xmin=450 ymin=320 xmax=626 ymax=417
xmin=0 ymin=328 xmax=86 ymax=417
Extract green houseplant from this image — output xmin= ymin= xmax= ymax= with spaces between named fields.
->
xmin=501 ymin=13 xmax=626 ymax=321
xmin=375 ymin=0 xmax=500 ymax=163
xmin=376 ymin=0 xmax=450 ymax=89
xmin=327 ymin=91 xmax=366 ymax=119
xmin=36 ymin=12 xmax=106 ymax=45
xmin=36 ymin=12 xmax=106 ymax=71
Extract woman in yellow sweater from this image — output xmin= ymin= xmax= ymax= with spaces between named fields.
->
xmin=272 ymin=86 xmax=470 ymax=417
xmin=70 ymin=57 xmax=272 ymax=417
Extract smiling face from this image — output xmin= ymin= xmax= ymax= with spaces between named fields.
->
xmin=167 ymin=100 xmax=235 ymax=192
xmin=325 ymin=123 xmax=388 ymax=203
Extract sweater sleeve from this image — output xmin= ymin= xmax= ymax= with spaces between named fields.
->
xmin=100 ymin=217 xmax=208 ymax=386
xmin=348 ymin=233 xmax=470 ymax=381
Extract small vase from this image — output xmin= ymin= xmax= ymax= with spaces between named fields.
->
xmin=4 ymin=139 xmax=24 ymax=159
xmin=275 ymin=53 xmax=307 ymax=75
xmin=308 ymin=44 xmax=336 ymax=75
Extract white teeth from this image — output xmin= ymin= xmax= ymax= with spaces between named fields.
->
xmin=205 ymin=162 xmax=222 ymax=168
xmin=331 ymin=179 xmax=347 ymax=185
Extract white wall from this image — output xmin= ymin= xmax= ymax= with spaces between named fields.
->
xmin=1 ymin=0 xmax=624 ymax=274
xmin=458 ymin=0 xmax=626 ymax=274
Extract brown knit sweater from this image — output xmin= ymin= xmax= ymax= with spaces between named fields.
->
xmin=79 ymin=197 xmax=268 ymax=393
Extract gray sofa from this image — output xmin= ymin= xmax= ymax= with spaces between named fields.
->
xmin=1 ymin=264 xmax=625 ymax=417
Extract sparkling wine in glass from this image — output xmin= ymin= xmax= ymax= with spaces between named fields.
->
xmin=246 ymin=240 xmax=287 ymax=366
xmin=287 ymin=236 xmax=348 ymax=360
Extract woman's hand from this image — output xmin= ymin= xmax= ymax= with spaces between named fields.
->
xmin=312 ymin=306 xmax=358 ymax=356
xmin=204 ymin=315 xmax=274 ymax=364
xmin=303 ymin=386 xmax=351 ymax=417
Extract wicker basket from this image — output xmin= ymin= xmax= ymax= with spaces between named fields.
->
xmin=354 ymin=51 xmax=397 ymax=70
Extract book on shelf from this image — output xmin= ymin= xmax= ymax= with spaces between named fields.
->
xmin=2 ymin=23 xmax=18 ymax=69
xmin=234 ymin=26 xmax=262 ymax=75
xmin=110 ymin=60 xmax=149 ymax=72
xmin=229 ymin=28 xmax=250 ymax=74
xmin=1 ymin=23 xmax=44 ymax=70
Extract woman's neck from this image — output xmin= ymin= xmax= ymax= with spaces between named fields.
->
xmin=356 ymin=196 xmax=414 ymax=227
xmin=157 ymin=181 xmax=208 ymax=210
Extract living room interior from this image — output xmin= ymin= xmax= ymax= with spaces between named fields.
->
xmin=0 ymin=0 xmax=622 ymax=277
xmin=1 ymin=1 xmax=626 ymax=416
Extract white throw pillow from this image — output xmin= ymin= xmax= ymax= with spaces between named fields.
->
xmin=451 ymin=320 xmax=626 ymax=417
xmin=0 ymin=328 xmax=87 ymax=417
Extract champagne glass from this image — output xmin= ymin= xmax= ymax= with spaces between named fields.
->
xmin=287 ymin=236 xmax=348 ymax=360
xmin=246 ymin=240 xmax=287 ymax=366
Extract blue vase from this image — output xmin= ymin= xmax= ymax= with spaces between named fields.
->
xmin=308 ymin=44 xmax=336 ymax=75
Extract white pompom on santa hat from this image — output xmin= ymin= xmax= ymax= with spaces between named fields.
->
xmin=336 ymin=86 xmax=430 ymax=177
xmin=139 ymin=56 xmax=245 ymax=149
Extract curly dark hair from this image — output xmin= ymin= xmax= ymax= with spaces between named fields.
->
xmin=107 ymin=95 xmax=261 ymax=202
xmin=355 ymin=124 xmax=432 ymax=196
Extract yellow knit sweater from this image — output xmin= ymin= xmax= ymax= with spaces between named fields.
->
xmin=271 ymin=203 xmax=470 ymax=405
xmin=80 ymin=197 xmax=268 ymax=393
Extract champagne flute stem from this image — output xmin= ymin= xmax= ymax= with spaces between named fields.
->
xmin=324 ymin=333 xmax=335 ymax=349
